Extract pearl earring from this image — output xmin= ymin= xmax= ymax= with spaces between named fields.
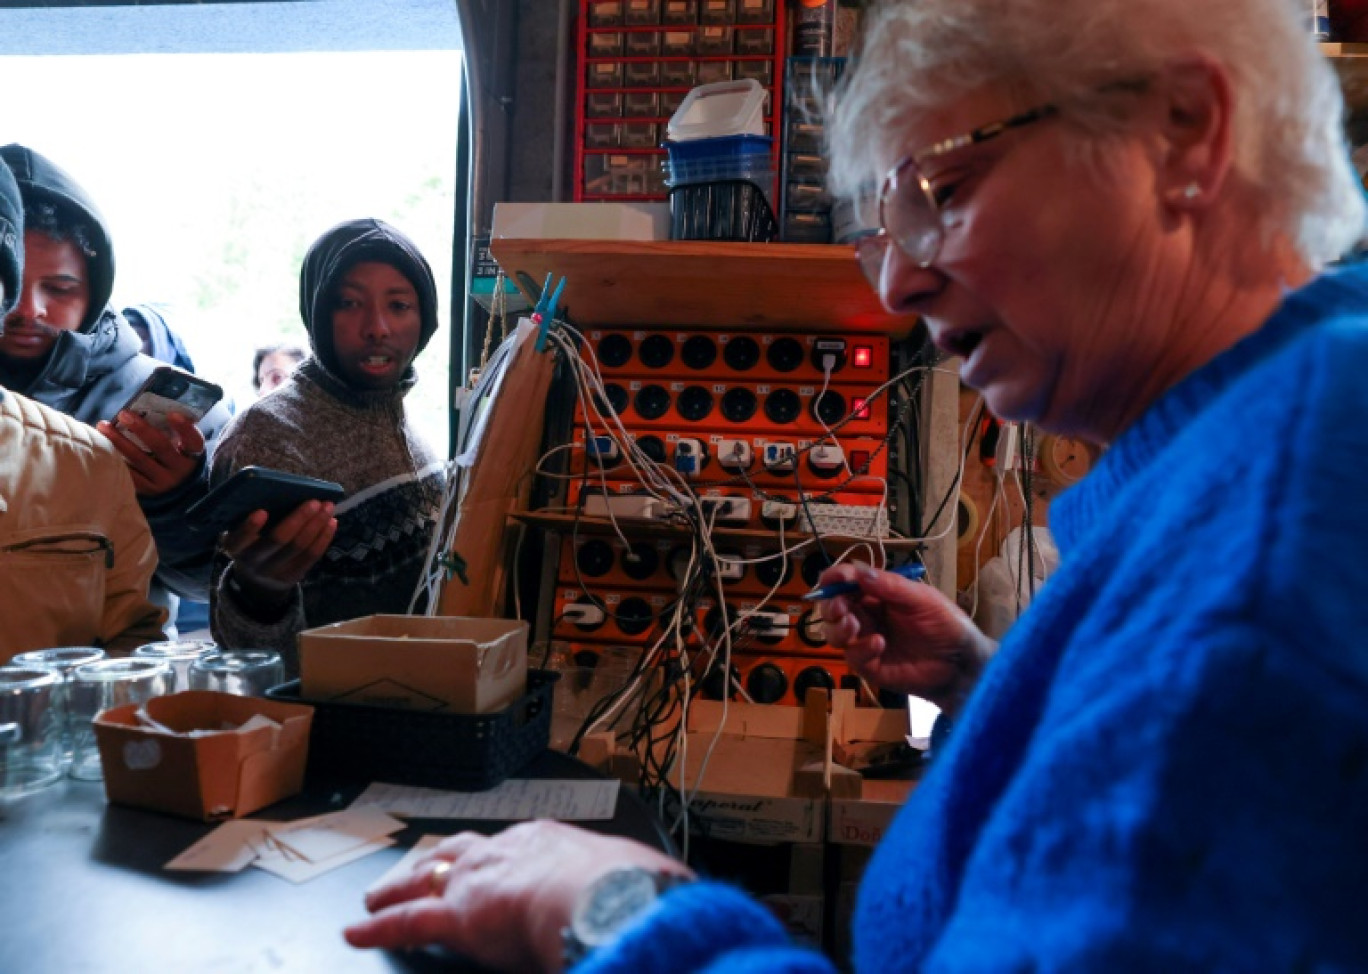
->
xmin=1182 ymin=183 xmax=1200 ymax=200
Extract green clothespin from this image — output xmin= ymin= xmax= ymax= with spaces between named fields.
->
xmin=437 ymin=550 xmax=469 ymax=586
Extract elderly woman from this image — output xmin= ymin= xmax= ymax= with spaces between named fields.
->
xmin=343 ymin=0 xmax=1368 ymax=970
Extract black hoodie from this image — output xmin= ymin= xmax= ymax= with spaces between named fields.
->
xmin=299 ymin=217 xmax=440 ymax=383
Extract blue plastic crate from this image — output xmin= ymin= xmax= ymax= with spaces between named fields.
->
xmin=664 ymin=135 xmax=774 ymax=187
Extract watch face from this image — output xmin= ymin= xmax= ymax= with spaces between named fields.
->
xmin=576 ymin=869 xmax=662 ymax=946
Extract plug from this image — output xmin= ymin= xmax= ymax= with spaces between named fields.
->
xmin=699 ymin=496 xmax=751 ymax=524
xmin=748 ymin=611 xmax=791 ymax=642
xmin=585 ymin=435 xmax=620 ymax=463
xmin=674 ymin=438 xmax=707 ymax=479
xmin=809 ymin=444 xmax=844 ymax=471
xmin=563 ymin=603 xmax=606 ymax=628
xmin=994 ymin=422 xmax=1019 ymax=474
xmin=713 ymin=555 xmax=745 ymax=581
xmin=763 ymin=442 xmax=797 ymax=472
xmin=717 ymin=439 xmax=753 ymax=471
xmin=761 ymin=500 xmax=799 ymax=525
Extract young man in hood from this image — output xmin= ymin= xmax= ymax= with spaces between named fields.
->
xmin=208 ymin=218 xmax=446 ymax=675
xmin=0 ymin=144 xmax=233 ymax=638
xmin=0 ymin=155 xmax=166 ymax=660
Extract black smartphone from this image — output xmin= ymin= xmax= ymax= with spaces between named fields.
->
xmin=116 ymin=366 xmax=224 ymax=452
xmin=186 ymin=466 xmax=345 ymax=535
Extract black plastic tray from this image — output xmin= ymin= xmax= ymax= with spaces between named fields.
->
xmin=265 ymin=669 xmax=559 ymax=792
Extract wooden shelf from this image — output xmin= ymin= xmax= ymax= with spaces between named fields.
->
xmin=513 ymin=511 xmax=926 ymax=550
xmin=488 ymin=238 xmax=920 ymax=337
xmin=1325 ymin=43 xmax=1368 ymax=116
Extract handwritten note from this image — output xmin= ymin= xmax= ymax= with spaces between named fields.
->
xmin=352 ymin=779 xmax=620 ymax=821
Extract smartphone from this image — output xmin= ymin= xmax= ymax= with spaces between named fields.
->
xmin=186 ymin=466 xmax=346 ymax=535
xmin=116 ymin=366 xmax=224 ymax=452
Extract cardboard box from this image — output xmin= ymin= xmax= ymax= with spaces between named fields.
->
xmin=298 ymin=615 xmax=528 ymax=714
xmin=668 ymin=694 xmax=828 ymax=844
xmin=828 ymin=779 xmax=916 ymax=847
xmin=93 ymin=691 xmax=312 ymax=822
xmin=491 ymin=201 xmax=671 ymax=241
xmin=825 ymin=691 xmax=919 ymax=846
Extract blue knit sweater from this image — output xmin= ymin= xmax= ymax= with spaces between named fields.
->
xmin=578 ymin=263 xmax=1368 ymax=973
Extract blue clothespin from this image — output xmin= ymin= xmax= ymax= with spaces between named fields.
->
xmin=532 ymin=273 xmax=567 ymax=352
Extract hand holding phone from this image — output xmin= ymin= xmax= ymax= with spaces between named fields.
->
xmin=114 ymin=366 xmax=223 ymax=453
xmin=188 ymin=466 xmax=346 ymax=535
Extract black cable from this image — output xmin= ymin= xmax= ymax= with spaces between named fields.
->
xmin=792 ymin=466 xmax=833 ymax=567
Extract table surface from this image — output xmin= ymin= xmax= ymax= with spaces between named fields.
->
xmin=0 ymin=750 xmax=674 ymax=973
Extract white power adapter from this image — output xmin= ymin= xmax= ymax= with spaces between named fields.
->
xmin=747 ymin=610 xmax=791 ymax=638
xmin=994 ymin=422 xmax=1019 ymax=474
xmin=809 ymin=444 xmax=844 ymax=471
xmin=563 ymin=603 xmax=606 ymax=627
xmin=761 ymin=500 xmax=799 ymax=524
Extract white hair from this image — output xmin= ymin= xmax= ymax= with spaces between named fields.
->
xmin=827 ymin=0 xmax=1367 ymax=268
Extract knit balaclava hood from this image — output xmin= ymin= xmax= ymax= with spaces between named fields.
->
xmin=298 ymin=218 xmax=439 ymax=385
xmin=0 ymin=144 xmax=114 ymax=333
xmin=0 ymin=159 xmax=22 ymax=319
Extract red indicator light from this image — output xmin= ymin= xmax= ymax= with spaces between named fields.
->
xmin=853 ymin=345 xmax=873 ymax=368
xmin=852 ymin=397 xmax=871 ymax=419
xmin=851 ymin=450 xmax=871 ymax=472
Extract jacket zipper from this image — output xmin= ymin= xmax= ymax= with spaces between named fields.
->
xmin=2 ymin=532 xmax=115 ymax=569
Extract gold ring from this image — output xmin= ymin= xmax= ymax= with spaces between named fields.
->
xmin=427 ymin=860 xmax=453 ymax=897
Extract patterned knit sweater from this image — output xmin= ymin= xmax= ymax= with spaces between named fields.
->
xmin=208 ymin=357 xmax=445 ymax=675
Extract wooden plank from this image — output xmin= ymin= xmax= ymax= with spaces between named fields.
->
xmin=512 ymin=510 xmax=927 ymax=550
xmin=488 ymin=238 xmax=920 ymax=336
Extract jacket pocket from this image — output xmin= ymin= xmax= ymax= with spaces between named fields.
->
xmin=0 ymin=532 xmax=114 ymax=652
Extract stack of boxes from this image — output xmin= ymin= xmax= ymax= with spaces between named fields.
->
xmin=779 ymin=56 xmax=846 ymax=243
xmin=576 ymin=0 xmax=785 ymax=201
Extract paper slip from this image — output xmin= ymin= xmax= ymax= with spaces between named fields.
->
xmin=268 ymin=804 xmax=405 ymax=862
xmin=366 ymin=834 xmax=445 ymax=894
xmin=254 ymin=836 xmax=397 ymax=884
xmin=352 ymin=778 xmax=620 ymax=821
xmin=166 ymin=819 xmax=285 ymax=872
xmin=165 ymin=806 xmax=406 ymax=880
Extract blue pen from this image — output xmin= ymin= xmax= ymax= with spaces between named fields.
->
xmin=801 ymin=561 xmax=927 ymax=601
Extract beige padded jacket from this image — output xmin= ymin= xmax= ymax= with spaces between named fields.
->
xmin=0 ymin=387 xmax=166 ymax=662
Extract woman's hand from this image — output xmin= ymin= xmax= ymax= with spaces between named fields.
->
xmin=345 ymin=821 xmax=693 ymax=972
xmin=220 ymin=499 xmax=336 ymax=611
xmin=98 ymin=411 xmax=206 ymax=497
xmin=818 ymin=563 xmax=996 ymax=716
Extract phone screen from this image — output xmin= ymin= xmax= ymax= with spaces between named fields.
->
xmin=117 ymin=369 xmax=223 ymax=450
xmin=133 ymin=385 xmax=218 ymax=432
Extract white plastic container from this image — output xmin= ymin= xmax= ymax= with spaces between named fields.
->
xmin=666 ymin=78 xmax=768 ymax=142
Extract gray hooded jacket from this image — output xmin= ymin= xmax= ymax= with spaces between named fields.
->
xmin=0 ymin=144 xmax=234 ymax=622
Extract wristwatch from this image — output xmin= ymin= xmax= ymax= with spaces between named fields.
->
xmin=561 ymin=866 xmax=690 ymax=969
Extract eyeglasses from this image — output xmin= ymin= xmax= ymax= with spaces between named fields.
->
xmin=854 ymin=103 xmax=1059 ymax=291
